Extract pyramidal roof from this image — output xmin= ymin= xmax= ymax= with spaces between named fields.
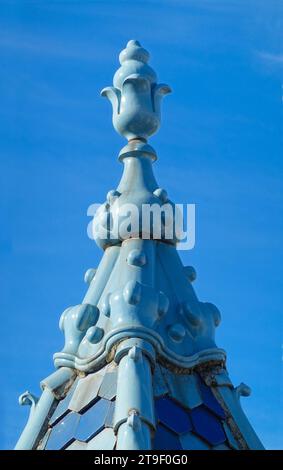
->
xmin=15 ymin=40 xmax=263 ymax=451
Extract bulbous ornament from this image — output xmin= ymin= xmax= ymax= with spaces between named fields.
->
xmin=101 ymin=40 xmax=171 ymax=141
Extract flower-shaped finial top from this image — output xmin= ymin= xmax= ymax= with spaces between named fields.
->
xmin=119 ymin=39 xmax=149 ymax=63
xmin=101 ymin=40 xmax=171 ymax=141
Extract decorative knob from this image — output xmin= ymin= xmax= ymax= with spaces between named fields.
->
xmin=101 ymin=40 xmax=171 ymax=141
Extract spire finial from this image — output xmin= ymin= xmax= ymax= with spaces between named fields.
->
xmin=101 ymin=40 xmax=171 ymax=141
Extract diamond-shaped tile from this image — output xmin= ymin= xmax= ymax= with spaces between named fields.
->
xmin=46 ymin=412 xmax=80 ymax=450
xmin=198 ymin=377 xmax=226 ymax=419
xmin=190 ymin=405 xmax=226 ymax=446
xmin=66 ymin=440 xmax=87 ymax=450
xmin=98 ymin=369 xmax=118 ymax=401
xmin=166 ymin=372 xmax=203 ymax=410
xmin=87 ymin=428 xmax=116 ymax=450
xmin=68 ymin=373 xmax=105 ymax=413
xmin=153 ymin=365 xmax=169 ymax=397
xmin=49 ymin=380 xmax=78 ymax=426
xmin=75 ymin=398 xmax=111 ymax=442
xmin=153 ymin=424 xmax=182 ymax=450
xmin=104 ymin=400 xmax=115 ymax=427
xmin=180 ymin=431 xmax=210 ymax=450
xmin=155 ymin=397 xmax=192 ymax=434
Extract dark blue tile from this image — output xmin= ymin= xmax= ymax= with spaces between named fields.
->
xmin=45 ymin=412 xmax=80 ymax=450
xmin=190 ymin=405 xmax=226 ymax=446
xmin=198 ymin=378 xmax=226 ymax=419
xmin=153 ymin=424 xmax=183 ymax=450
xmin=155 ymin=397 xmax=192 ymax=434
xmin=75 ymin=398 xmax=111 ymax=441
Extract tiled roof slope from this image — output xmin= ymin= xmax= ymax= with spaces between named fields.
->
xmin=35 ymin=362 xmax=261 ymax=450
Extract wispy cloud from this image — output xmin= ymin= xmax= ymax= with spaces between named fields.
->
xmin=258 ymin=51 xmax=283 ymax=65
xmin=0 ymin=32 xmax=115 ymax=63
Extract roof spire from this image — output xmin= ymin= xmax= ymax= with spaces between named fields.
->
xmin=15 ymin=40 xmax=264 ymax=452
xmin=101 ymin=40 xmax=171 ymax=141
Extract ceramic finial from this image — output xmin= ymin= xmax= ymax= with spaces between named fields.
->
xmin=101 ymin=40 xmax=171 ymax=141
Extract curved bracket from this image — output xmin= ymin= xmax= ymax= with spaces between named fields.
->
xmin=19 ymin=391 xmax=39 ymax=417
xmin=235 ymin=382 xmax=252 ymax=399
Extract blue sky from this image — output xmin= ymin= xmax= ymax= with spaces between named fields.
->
xmin=0 ymin=0 xmax=282 ymax=450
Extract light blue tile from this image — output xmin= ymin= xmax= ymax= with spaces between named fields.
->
xmin=66 ymin=440 xmax=87 ymax=450
xmin=153 ymin=365 xmax=169 ymax=397
xmin=166 ymin=371 xmax=203 ymax=410
xmin=75 ymin=398 xmax=111 ymax=442
xmin=49 ymin=379 xmax=78 ymax=426
xmin=87 ymin=428 xmax=116 ymax=450
xmin=68 ymin=372 xmax=104 ymax=412
xmin=46 ymin=412 xmax=80 ymax=450
xmin=98 ymin=368 xmax=118 ymax=401
xmin=104 ymin=400 xmax=115 ymax=427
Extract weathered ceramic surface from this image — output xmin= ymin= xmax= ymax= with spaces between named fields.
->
xmin=15 ymin=40 xmax=264 ymax=451
xmin=52 ymin=40 xmax=225 ymax=373
xmin=33 ymin=362 xmax=255 ymax=451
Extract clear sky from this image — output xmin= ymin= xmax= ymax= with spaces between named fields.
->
xmin=0 ymin=0 xmax=282 ymax=450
